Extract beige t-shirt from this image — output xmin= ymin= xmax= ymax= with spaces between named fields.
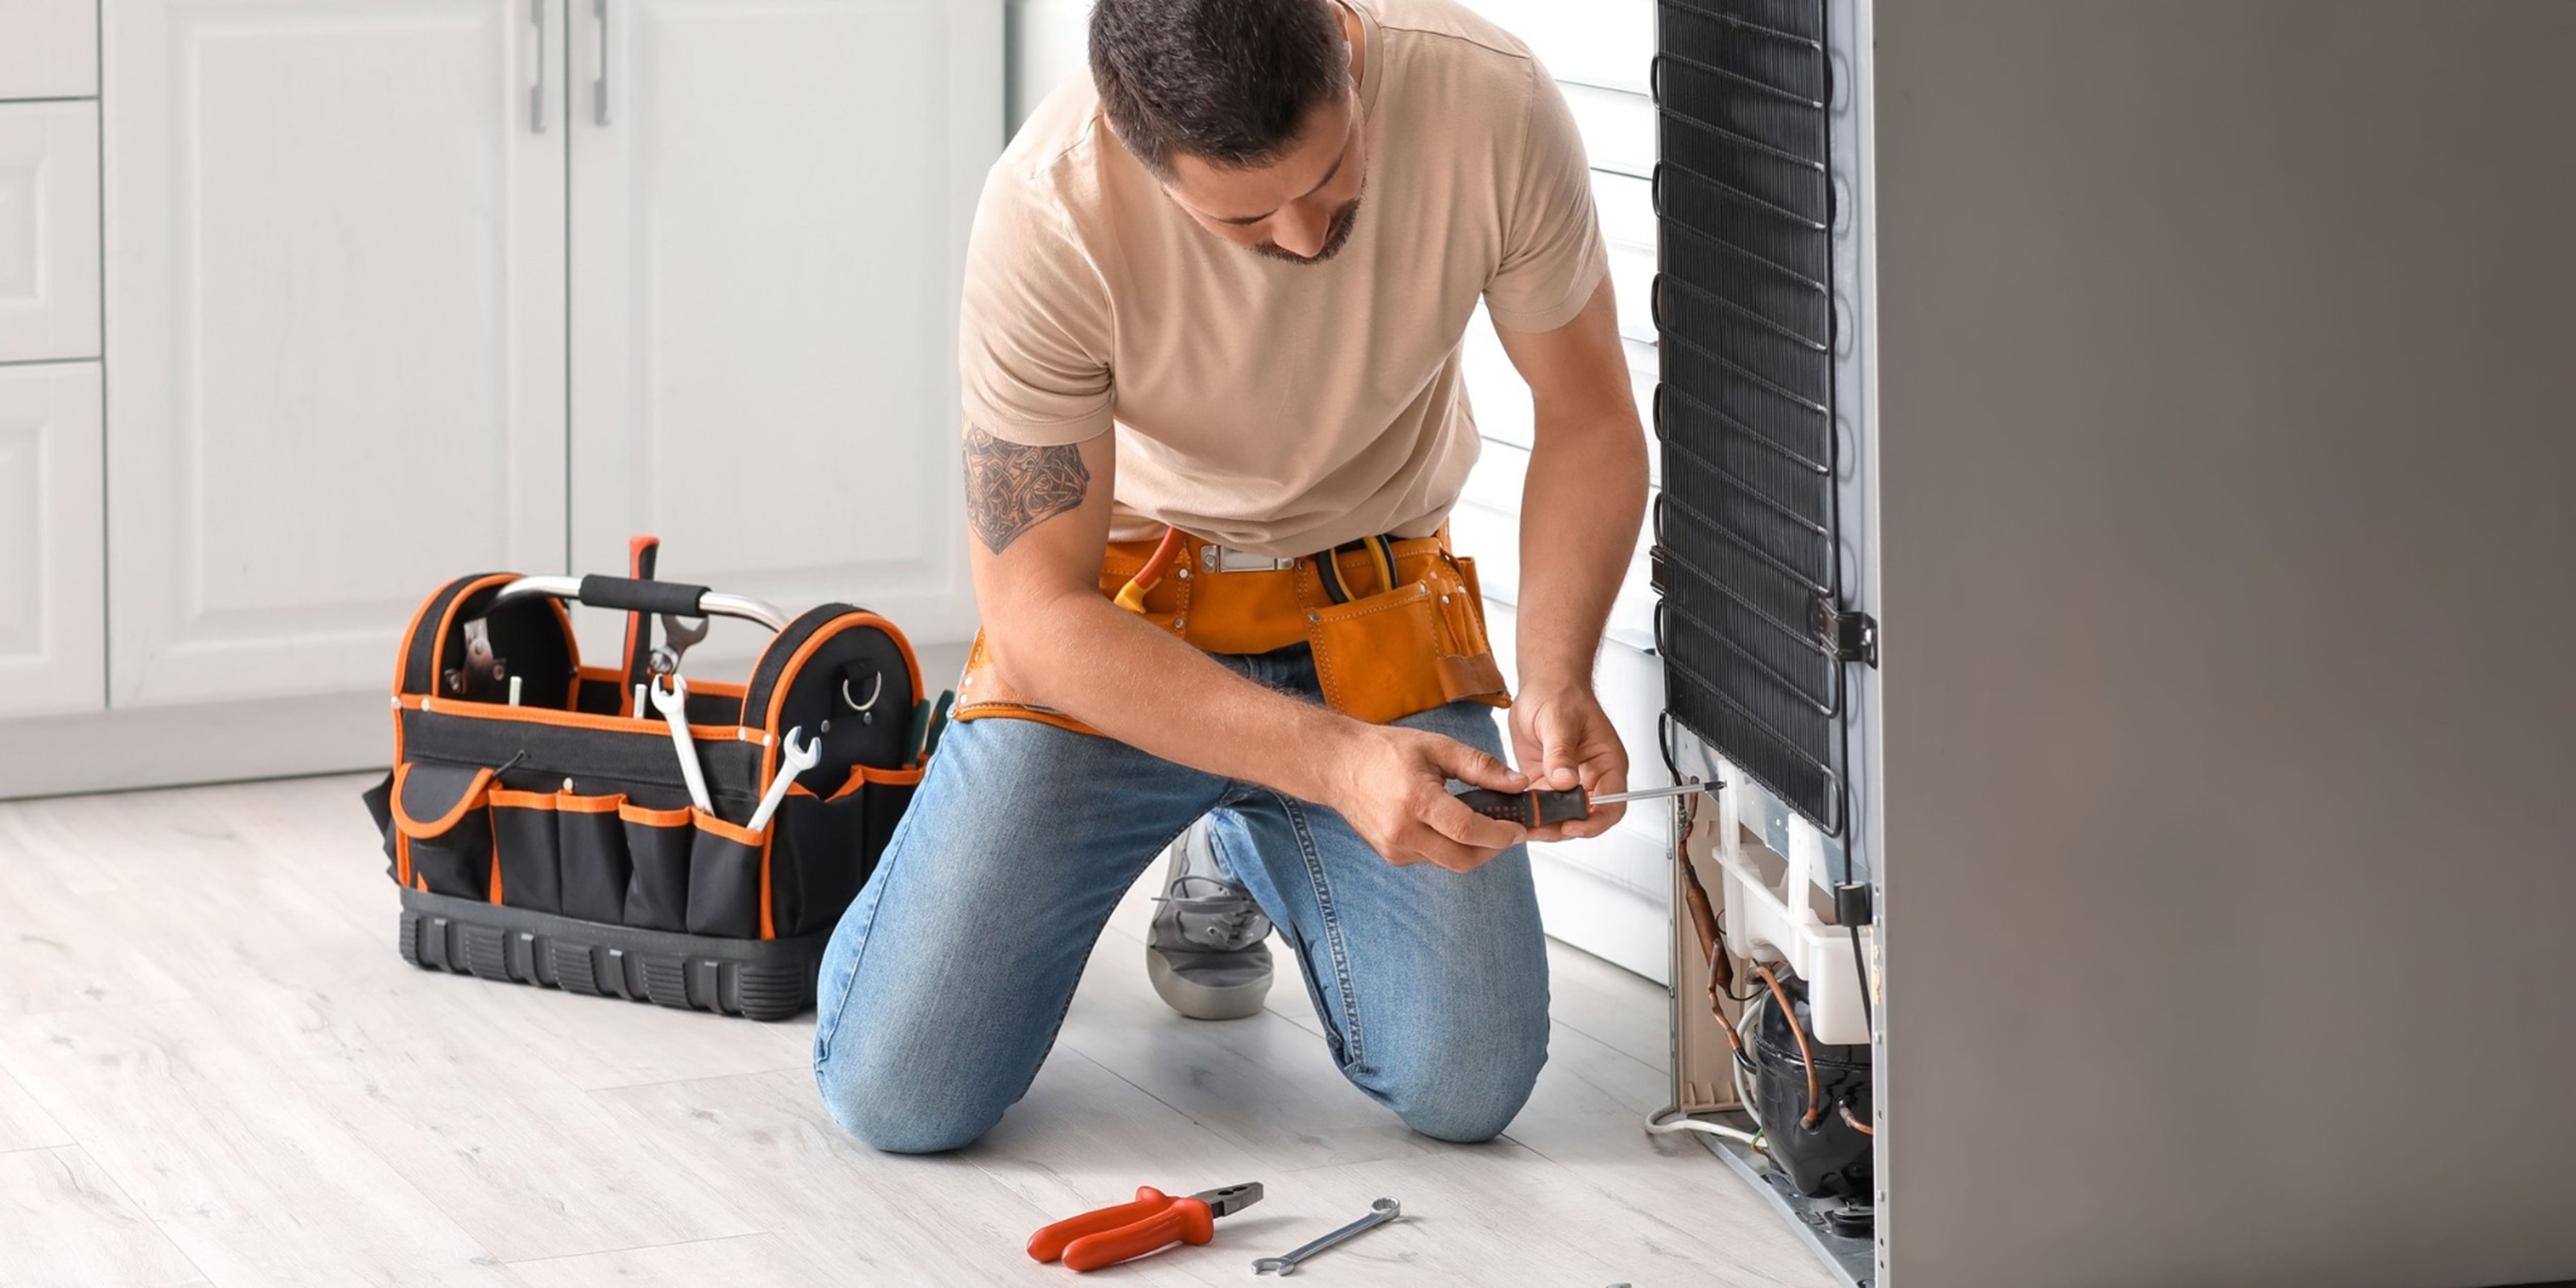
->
xmin=957 ymin=0 xmax=1606 ymax=558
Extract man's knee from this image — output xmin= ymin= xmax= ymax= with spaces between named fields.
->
xmin=1372 ymin=1037 xmax=1548 ymax=1144
xmin=814 ymin=1058 xmax=1002 ymax=1154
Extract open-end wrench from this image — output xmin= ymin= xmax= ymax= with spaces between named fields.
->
xmin=1252 ymin=1197 xmax=1400 ymax=1276
xmin=745 ymin=727 xmax=822 ymax=833
xmin=649 ymin=673 xmax=713 ymax=812
xmin=651 ymin=613 xmax=709 ymax=677
xmin=634 ymin=613 xmax=708 ymax=717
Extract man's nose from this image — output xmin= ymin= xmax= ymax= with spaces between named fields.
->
xmin=1274 ymin=205 xmax=1326 ymax=258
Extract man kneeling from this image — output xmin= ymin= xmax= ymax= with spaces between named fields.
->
xmin=812 ymin=0 xmax=1648 ymax=1152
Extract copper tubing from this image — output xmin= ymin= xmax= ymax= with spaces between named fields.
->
xmin=1753 ymin=964 xmax=1823 ymax=1128
xmin=1672 ymin=791 xmax=1742 ymax=1054
xmin=1839 ymin=1102 xmax=1874 ymax=1136
xmin=1680 ymin=858 xmax=1722 ymax=970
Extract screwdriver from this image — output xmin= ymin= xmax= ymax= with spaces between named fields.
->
xmin=1450 ymin=780 xmax=1713 ymax=828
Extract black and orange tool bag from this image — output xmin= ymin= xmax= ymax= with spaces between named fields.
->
xmin=360 ymin=546 xmax=929 ymax=1021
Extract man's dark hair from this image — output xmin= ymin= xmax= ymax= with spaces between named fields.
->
xmin=1090 ymin=0 xmax=1348 ymax=179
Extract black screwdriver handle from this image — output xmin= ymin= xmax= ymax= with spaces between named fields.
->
xmin=1451 ymin=786 xmax=1591 ymax=827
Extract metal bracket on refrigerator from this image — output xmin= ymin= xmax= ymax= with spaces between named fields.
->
xmin=1814 ymin=599 xmax=1879 ymax=667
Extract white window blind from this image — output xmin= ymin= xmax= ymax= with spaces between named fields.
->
xmin=1453 ymin=0 xmax=1672 ymax=979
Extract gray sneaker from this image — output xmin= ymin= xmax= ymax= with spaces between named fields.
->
xmin=1146 ymin=817 xmax=1275 ymax=1020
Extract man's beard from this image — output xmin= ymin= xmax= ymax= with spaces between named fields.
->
xmin=1251 ymin=194 xmax=1363 ymax=265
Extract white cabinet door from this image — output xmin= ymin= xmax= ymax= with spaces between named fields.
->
xmin=0 ymin=0 xmax=99 ymax=100
xmin=0 ymin=101 xmax=101 ymax=363
xmin=104 ymin=0 xmax=568 ymax=708
xmin=0 ymin=362 xmax=104 ymax=718
xmin=568 ymin=0 xmax=998 ymax=670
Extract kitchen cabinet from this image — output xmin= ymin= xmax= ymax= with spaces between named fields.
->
xmin=0 ymin=0 xmax=997 ymax=796
xmin=103 ymin=0 xmax=569 ymax=708
xmin=0 ymin=101 xmax=100 ymax=363
xmin=0 ymin=0 xmax=97 ymax=100
xmin=0 ymin=363 xmax=104 ymax=719
xmin=568 ymin=0 xmax=989 ymax=669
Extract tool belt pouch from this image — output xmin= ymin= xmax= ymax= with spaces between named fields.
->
xmin=955 ymin=538 xmax=1509 ymax=734
xmin=1306 ymin=546 xmax=1509 ymax=727
xmin=360 ymin=558 xmax=928 ymax=1020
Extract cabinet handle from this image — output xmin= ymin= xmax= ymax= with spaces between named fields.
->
xmin=594 ymin=0 xmax=611 ymax=125
xmin=528 ymin=0 xmax=547 ymax=133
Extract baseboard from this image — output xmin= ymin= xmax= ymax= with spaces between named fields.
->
xmin=0 ymin=692 xmax=392 ymax=801
xmin=1531 ymin=851 xmax=1671 ymax=985
xmin=0 ymin=641 xmax=975 ymax=802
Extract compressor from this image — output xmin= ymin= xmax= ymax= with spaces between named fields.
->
xmin=1743 ymin=965 xmax=1874 ymax=1202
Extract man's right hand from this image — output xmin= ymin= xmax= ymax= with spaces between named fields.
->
xmin=1316 ymin=723 xmax=1532 ymax=872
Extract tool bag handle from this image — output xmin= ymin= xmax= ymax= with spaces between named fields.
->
xmin=491 ymin=575 xmax=791 ymax=632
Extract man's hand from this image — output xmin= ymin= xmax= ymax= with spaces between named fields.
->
xmin=1318 ymin=724 xmax=1532 ymax=872
xmin=1508 ymin=684 xmax=1631 ymax=843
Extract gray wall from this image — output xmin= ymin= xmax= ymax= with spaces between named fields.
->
xmin=1005 ymin=0 xmax=1090 ymax=133
xmin=1874 ymin=5 xmax=2576 ymax=1287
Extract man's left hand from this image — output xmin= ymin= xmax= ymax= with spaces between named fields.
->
xmin=1506 ymin=685 xmax=1631 ymax=843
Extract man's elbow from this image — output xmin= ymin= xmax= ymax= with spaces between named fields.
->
xmin=975 ymin=581 xmax=1097 ymax=690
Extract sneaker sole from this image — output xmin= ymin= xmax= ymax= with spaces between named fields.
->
xmin=1146 ymin=949 xmax=1273 ymax=1021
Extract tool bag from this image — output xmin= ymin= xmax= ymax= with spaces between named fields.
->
xmin=360 ymin=555 xmax=928 ymax=1021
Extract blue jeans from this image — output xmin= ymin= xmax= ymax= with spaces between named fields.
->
xmin=811 ymin=644 xmax=1550 ymax=1153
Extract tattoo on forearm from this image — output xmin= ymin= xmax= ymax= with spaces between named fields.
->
xmin=964 ymin=426 xmax=1090 ymax=554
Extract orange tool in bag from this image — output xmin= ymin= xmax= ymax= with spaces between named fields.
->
xmin=955 ymin=525 xmax=1510 ymax=734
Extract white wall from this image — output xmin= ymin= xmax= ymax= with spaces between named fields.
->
xmin=1875 ymin=5 xmax=2576 ymax=1286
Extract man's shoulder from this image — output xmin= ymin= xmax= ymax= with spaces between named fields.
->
xmin=1366 ymin=0 xmax=1541 ymax=81
xmin=988 ymin=75 xmax=1115 ymax=217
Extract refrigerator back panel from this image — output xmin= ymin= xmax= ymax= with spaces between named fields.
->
xmin=1653 ymin=0 xmax=1866 ymax=836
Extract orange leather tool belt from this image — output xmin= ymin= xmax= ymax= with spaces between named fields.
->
xmin=955 ymin=529 xmax=1511 ymax=735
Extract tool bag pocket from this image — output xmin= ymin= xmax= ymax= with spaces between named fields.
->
xmin=388 ymin=762 xmax=496 ymax=899
xmin=619 ymin=800 xmax=695 ymax=932
xmin=771 ymin=779 xmax=860 ymax=940
xmin=685 ymin=811 xmax=768 ymax=940
xmin=483 ymin=785 xmax=646 ymax=920
xmin=858 ymin=765 xmax=924 ymax=862
xmin=489 ymin=788 xmax=563 ymax=913
xmin=768 ymin=764 xmax=926 ymax=938
xmin=554 ymin=793 xmax=631 ymax=924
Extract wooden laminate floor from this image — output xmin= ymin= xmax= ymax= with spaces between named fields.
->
xmin=0 ymin=775 xmax=1831 ymax=1288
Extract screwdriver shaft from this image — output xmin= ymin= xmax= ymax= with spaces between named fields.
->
xmin=1584 ymin=782 xmax=1714 ymax=807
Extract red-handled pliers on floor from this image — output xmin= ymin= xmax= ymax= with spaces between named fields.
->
xmin=1028 ymin=1182 xmax=1264 ymax=1272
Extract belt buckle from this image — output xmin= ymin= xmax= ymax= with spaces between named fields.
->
xmin=1201 ymin=544 xmax=1297 ymax=574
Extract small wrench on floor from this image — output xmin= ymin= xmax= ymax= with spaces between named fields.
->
xmin=649 ymin=673 xmax=713 ymax=812
xmin=1252 ymin=1197 xmax=1400 ymax=1276
xmin=745 ymin=727 xmax=822 ymax=833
